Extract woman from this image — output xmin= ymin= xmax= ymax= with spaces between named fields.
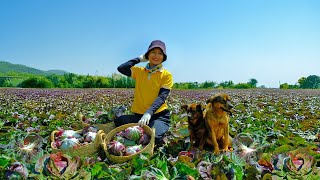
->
xmin=115 ymin=40 xmax=173 ymax=146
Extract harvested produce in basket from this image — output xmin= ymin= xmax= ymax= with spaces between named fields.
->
xmin=107 ymin=141 xmax=126 ymax=156
xmin=107 ymin=125 xmax=151 ymax=156
xmin=84 ymin=132 xmax=97 ymax=142
xmin=125 ymin=145 xmax=143 ymax=156
xmin=123 ymin=126 xmax=144 ymax=141
xmin=60 ymin=130 xmax=81 ymax=139
xmin=139 ymin=133 xmax=151 ymax=145
xmin=122 ymin=138 xmax=137 ymax=146
xmin=114 ymin=136 xmax=136 ymax=146
xmin=60 ymin=138 xmax=80 ymax=150
xmin=53 ymin=125 xmax=99 ymax=150
xmin=83 ymin=125 xmax=99 ymax=134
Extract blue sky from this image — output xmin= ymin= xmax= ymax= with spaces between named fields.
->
xmin=1 ymin=0 xmax=319 ymax=88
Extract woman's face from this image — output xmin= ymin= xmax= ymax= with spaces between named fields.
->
xmin=147 ymin=47 xmax=164 ymax=67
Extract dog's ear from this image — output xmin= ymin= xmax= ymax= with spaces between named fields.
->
xmin=206 ymin=96 xmax=217 ymax=104
xmin=226 ymin=94 xmax=231 ymax=101
xmin=206 ymin=97 xmax=212 ymax=104
xmin=196 ymin=104 xmax=202 ymax=112
xmin=181 ymin=105 xmax=188 ymax=111
xmin=201 ymin=104 xmax=206 ymax=110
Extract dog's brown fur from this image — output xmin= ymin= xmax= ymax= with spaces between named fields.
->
xmin=181 ymin=104 xmax=207 ymax=149
xmin=204 ymin=93 xmax=233 ymax=154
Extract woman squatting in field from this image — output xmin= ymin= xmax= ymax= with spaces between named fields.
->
xmin=115 ymin=40 xmax=173 ymax=147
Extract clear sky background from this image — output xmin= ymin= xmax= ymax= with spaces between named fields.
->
xmin=1 ymin=0 xmax=319 ymax=88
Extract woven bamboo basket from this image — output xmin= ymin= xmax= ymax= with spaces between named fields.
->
xmin=82 ymin=122 xmax=116 ymax=134
xmin=51 ymin=129 xmax=105 ymax=157
xmin=101 ymin=123 xmax=155 ymax=163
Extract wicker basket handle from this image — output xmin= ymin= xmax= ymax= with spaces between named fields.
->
xmin=50 ymin=130 xmax=59 ymax=142
xmin=99 ymin=131 xmax=107 ymax=148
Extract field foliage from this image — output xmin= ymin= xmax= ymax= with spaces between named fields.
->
xmin=1 ymin=88 xmax=320 ymax=179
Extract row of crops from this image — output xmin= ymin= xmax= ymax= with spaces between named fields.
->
xmin=1 ymin=88 xmax=320 ymax=179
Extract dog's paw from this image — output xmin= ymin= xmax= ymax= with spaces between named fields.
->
xmin=213 ymin=149 xmax=220 ymax=154
xmin=222 ymin=147 xmax=231 ymax=152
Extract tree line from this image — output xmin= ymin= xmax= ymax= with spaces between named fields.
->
xmin=0 ymin=73 xmax=135 ymax=88
xmin=0 ymin=73 xmax=259 ymax=89
xmin=280 ymin=75 xmax=320 ymax=89
xmin=0 ymin=72 xmax=319 ymax=89
xmin=173 ymin=79 xmax=258 ymax=89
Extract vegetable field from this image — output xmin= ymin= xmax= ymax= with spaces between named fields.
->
xmin=1 ymin=88 xmax=320 ymax=179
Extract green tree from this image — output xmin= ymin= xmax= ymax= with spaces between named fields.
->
xmin=83 ymin=75 xmax=95 ymax=88
xmin=73 ymin=75 xmax=85 ymax=88
xmin=96 ymin=76 xmax=110 ymax=88
xmin=0 ymin=78 xmax=13 ymax=87
xmin=300 ymin=75 xmax=320 ymax=89
xmin=64 ymin=73 xmax=77 ymax=86
xmin=19 ymin=77 xmax=38 ymax=88
xmin=298 ymin=77 xmax=306 ymax=88
xmin=19 ymin=77 xmax=53 ymax=88
xmin=200 ymin=81 xmax=217 ymax=89
xmin=234 ymin=83 xmax=251 ymax=89
xmin=280 ymin=83 xmax=289 ymax=89
xmin=187 ymin=82 xmax=199 ymax=89
xmin=218 ymin=81 xmax=234 ymax=88
xmin=46 ymin=74 xmax=61 ymax=87
xmin=248 ymin=78 xmax=258 ymax=88
xmin=126 ymin=76 xmax=135 ymax=88
xmin=37 ymin=77 xmax=54 ymax=88
xmin=0 ymin=78 xmax=6 ymax=87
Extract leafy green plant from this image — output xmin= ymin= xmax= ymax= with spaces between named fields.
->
xmin=1 ymin=88 xmax=320 ymax=179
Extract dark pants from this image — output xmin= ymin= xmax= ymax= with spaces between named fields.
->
xmin=114 ymin=110 xmax=170 ymax=146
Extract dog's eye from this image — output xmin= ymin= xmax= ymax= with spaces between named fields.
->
xmin=214 ymin=97 xmax=225 ymax=103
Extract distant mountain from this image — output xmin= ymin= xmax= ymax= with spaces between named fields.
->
xmin=46 ymin=70 xmax=69 ymax=75
xmin=0 ymin=61 xmax=69 ymax=75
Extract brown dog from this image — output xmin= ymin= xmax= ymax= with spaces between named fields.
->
xmin=181 ymin=104 xmax=207 ymax=149
xmin=204 ymin=93 xmax=233 ymax=154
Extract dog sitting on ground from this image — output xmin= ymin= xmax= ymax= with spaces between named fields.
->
xmin=181 ymin=103 xmax=207 ymax=149
xmin=203 ymin=93 xmax=233 ymax=154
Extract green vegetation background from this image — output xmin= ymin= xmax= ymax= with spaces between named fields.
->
xmin=1 ymin=61 xmax=319 ymax=89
